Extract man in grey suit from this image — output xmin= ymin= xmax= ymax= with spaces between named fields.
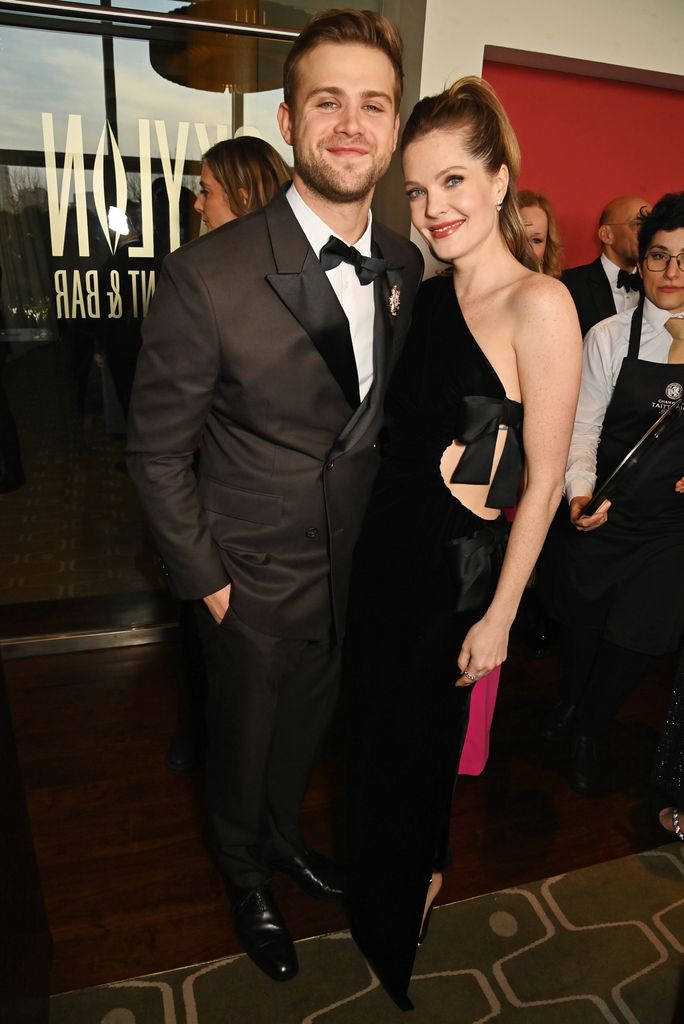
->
xmin=562 ymin=195 xmax=649 ymax=338
xmin=127 ymin=9 xmax=422 ymax=983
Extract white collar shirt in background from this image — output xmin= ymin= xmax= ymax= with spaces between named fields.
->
xmin=600 ymin=252 xmax=640 ymax=316
xmin=565 ymin=298 xmax=678 ymax=502
xmin=286 ymin=183 xmax=375 ymax=402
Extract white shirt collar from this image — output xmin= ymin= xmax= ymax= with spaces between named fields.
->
xmin=600 ymin=252 xmax=635 ymax=284
xmin=285 ymin=182 xmax=373 ymax=260
xmin=643 ymin=297 xmax=684 ymax=332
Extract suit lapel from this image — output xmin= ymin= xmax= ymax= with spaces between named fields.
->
xmin=264 ymin=192 xmax=407 ymax=440
xmin=370 ymin=223 xmax=406 ymax=395
xmin=333 ymin=226 xmax=406 ymax=454
xmin=264 ymin=192 xmax=360 ymax=410
xmin=590 ymin=257 xmax=617 ymax=323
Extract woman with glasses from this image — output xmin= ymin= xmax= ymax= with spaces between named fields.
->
xmin=549 ymin=191 xmax=684 ymax=795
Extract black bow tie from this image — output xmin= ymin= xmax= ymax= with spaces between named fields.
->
xmin=319 ymin=235 xmax=387 ymax=285
xmin=617 ymin=268 xmax=642 ymax=293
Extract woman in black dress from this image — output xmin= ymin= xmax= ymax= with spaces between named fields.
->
xmin=346 ymin=77 xmax=583 ymax=1009
xmin=653 ymin=649 xmax=684 ymax=840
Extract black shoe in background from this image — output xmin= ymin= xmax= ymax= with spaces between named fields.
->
xmin=164 ymin=726 xmax=205 ymax=774
xmin=569 ymin=734 xmax=600 ymax=795
xmin=541 ymin=701 xmax=576 ymax=742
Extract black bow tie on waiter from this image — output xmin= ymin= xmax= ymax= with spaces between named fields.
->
xmin=319 ymin=235 xmax=388 ymax=285
xmin=617 ymin=268 xmax=642 ymax=293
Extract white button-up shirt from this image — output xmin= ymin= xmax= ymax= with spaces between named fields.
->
xmin=600 ymin=252 xmax=640 ymax=317
xmin=565 ymin=298 xmax=678 ymax=502
xmin=286 ymin=184 xmax=375 ymax=403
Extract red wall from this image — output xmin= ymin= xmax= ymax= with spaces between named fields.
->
xmin=482 ymin=61 xmax=684 ymax=269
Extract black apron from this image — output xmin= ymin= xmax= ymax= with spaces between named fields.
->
xmin=558 ymin=302 xmax=684 ymax=654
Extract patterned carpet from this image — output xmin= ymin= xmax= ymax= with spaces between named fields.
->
xmin=50 ymin=844 xmax=684 ymax=1024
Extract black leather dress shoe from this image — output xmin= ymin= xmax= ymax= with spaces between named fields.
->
xmin=271 ymin=849 xmax=345 ymax=902
xmin=569 ymin=734 xmax=600 ymax=794
xmin=232 ymin=885 xmax=298 ymax=982
xmin=541 ymin=701 xmax=576 ymax=742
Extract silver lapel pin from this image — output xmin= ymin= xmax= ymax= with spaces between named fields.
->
xmin=387 ymin=284 xmax=401 ymax=317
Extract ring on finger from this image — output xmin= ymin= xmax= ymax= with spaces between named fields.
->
xmin=463 ymin=670 xmax=478 ymax=683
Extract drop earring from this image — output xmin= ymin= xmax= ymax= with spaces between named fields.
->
xmin=496 ymin=198 xmax=503 ymax=212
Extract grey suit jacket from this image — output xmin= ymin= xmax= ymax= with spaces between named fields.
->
xmin=127 ymin=189 xmax=423 ymax=641
xmin=561 ymin=257 xmax=616 ymax=339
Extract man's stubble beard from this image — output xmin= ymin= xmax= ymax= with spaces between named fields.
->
xmin=292 ymin=130 xmax=392 ymax=205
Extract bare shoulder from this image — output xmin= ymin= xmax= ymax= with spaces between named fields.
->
xmin=509 ymin=270 xmax=576 ymax=322
xmin=504 ymin=272 xmax=581 ymax=364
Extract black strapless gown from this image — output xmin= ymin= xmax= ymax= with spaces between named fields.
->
xmin=346 ymin=276 xmax=523 ymax=1009
xmin=652 ymin=649 xmax=684 ymax=808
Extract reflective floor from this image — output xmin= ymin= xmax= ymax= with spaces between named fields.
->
xmin=5 ymin=628 xmax=676 ymax=994
xmin=0 ymin=339 xmax=162 ymax=606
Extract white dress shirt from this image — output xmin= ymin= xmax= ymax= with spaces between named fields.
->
xmin=286 ymin=183 xmax=375 ymax=402
xmin=565 ymin=298 xmax=678 ymax=501
xmin=600 ymin=253 xmax=640 ymax=316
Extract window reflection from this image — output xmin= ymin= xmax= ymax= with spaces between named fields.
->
xmin=0 ymin=11 xmax=299 ymax=612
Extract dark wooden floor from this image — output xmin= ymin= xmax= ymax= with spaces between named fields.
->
xmin=4 ymin=626 xmax=677 ymax=995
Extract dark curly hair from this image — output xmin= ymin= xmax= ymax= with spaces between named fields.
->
xmin=638 ymin=191 xmax=684 ymax=262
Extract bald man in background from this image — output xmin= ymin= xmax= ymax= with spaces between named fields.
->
xmin=563 ymin=196 xmax=649 ymax=338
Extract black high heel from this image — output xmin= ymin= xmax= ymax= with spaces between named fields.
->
xmin=417 ymin=905 xmax=433 ymax=947
xmin=659 ymin=807 xmax=684 ymax=842
xmin=418 ymin=875 xmax=439 ymax=947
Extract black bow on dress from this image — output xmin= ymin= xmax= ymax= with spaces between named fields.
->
xmin=450 ymin=396 xmax=524 ymax=509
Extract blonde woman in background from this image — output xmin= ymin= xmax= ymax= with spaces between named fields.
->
xmin=518 ymin=189 xmax=563 ymax=278
xmin=195 ymin=136 xmax=291 ymax=232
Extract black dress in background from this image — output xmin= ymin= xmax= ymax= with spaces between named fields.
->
xmin=346 ymin=276 xmax=524 ymax=1009
xmin=652 ymin=649 xmax=684 ymax=810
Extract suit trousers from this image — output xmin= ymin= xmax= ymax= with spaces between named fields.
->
xmin=562 ymin=625 xmax=653 ymax=737
xmin=194 ymin=602 xmax=341 ymax=889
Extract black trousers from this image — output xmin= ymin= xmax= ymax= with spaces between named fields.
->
xmin=194 ymin=602 xmax=341 ymax=889
xmin=563 ymin=625 xmax=653 ymax=737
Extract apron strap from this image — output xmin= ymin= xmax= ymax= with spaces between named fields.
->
xmin=627 ymin=300 xmax=644 ymax=360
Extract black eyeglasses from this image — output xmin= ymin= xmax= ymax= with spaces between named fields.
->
xmin=644 ymin=251 xmax=684 ymax=272
xmin=605 ymin=219 xmax=642 ymax=229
